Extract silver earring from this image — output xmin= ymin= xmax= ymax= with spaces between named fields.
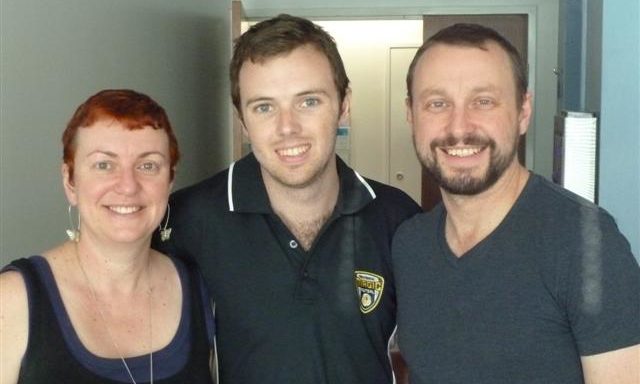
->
xmin=159 ymin=204 xmax=172 ymax=242
xmin=66 ymin=205 xmax=80 ymax=242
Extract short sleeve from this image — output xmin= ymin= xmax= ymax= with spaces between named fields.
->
xmin=566 ymin=209 xmax=640 ymax=356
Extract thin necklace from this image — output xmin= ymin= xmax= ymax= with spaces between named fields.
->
xmin=75 ymin=245 xmax=154 ymax=384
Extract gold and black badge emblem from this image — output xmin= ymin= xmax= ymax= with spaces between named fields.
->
xmin=354 ymin=271 xmax=385 ymax=314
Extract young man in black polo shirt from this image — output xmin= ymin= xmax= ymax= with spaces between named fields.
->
xmin=153 ymin=14 xmax=421 ymax=384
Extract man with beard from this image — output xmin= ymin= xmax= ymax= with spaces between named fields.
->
xmin=153 ymin=14 xmax=421 ymax=384
xmin=392 ymin=23 xmax=639 ymax=383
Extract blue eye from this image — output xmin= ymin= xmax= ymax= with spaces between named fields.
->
xmin=301 ymin=98 xmax=320 ymax=108
xmin=254 ymin=104 xmax=273 ymax=114
xmin=426 ymin=100 xmax=448 ymax=111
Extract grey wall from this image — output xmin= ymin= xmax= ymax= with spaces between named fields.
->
xmin=1 ymin=0 xmax=232 ymax=263
xmin=584 ymin=0 xmax=603 ymax=113
xmin=557 ymin=0 xmax=585 ymax=111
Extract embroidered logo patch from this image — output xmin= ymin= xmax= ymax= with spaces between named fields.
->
xmin=355 ymin=271 xmax=385 ymax=314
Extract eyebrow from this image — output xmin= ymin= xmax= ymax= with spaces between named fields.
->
xmin=417 ymin=85 xmax=501 ymax=100
xmin=418 ymin=88 xmax=447 ymax=97
xmin=138 ymin=151 xmax=167 ymax=159
xmin=87 ymin=150 xmax=117 ymax=158
xmin=86 ymin=150 xmax=167 ymax=159
xmin=416 ymin=87 xmax=448 ymax=100
xmin=244 ymin=96 xmax=272 ymax=108
xmin=296 ymin=89 xmax=330 ymax=98
xmin=470 ymin=85 xmax=501 ymax=94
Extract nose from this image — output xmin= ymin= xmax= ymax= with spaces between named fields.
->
xmin=276 ymin=107 xmax=301 ymax=137
xmin=114 ymin=167 xmax=140 ymax=195
xmin=446 ymin=105 xmax=473 ymax=139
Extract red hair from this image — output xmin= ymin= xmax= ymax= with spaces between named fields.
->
xmin=62 ymin=89 xmax=180 ymax=180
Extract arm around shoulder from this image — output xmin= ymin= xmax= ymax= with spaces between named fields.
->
xmin=581 ymin=344 xmax=640 ymax=384
xmin=0 ymin=271 xmax=29 ymax=384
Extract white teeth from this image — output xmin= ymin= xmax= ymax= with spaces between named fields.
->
xmin=445 ymin=147 xmax=481 ymax=157
xmin=278 ymin=145 xmax=309 ymax=157
xmin=109 ymin=206 xmax=141 ymax=214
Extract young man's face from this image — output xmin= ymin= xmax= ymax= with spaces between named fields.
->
xmin=238 ymin=44 xmax=349 ymax=190
xmin=407 ymin=41 xmax=531 ymax=195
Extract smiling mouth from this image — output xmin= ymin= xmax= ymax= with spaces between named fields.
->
xmin=277 ymin=144 xmax=310 ymax=157
xmin=442 ymin=146 xmax=483 ymax=157
xmin=108 ymin=205 xmax=141 ymax=214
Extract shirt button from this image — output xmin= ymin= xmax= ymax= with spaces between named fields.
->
xmin=289 ymin=240 xmax=298 ymax=249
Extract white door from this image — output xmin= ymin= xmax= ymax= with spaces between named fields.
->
xmin=388 ymin=46 xmax=421 ymax=204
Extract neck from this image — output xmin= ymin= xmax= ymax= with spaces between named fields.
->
xmin=70 ymin=238 xmax=153 ymax=295
xmin=70 ymin=240 xmax=154 ymax=383
xmin=263 ymin=161 xmax=340 ymax=250
xmin=441 ymin=163 xmax=530 ymax=257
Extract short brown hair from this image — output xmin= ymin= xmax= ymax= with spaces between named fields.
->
xmin=62 ymin=89 xmax=180 ymax=180
xmin=230 ymin=14 xmax=349 ymax=117
xmin=406 ymin=23 xmax=528 ymax=107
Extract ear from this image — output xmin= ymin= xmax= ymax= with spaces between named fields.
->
xmin=339 ymin=88 xmax=352 ymax=124
xmin=518 ymin=92 xmax=533 ymax=135
xmin=405 ymin=97 xmax=414 ymax=126
xmin=234 ymin=108 xmax=250 ymax=140
xmin=61 ymin=163 xmax=78 ymax=206
xmin=169 ymin=169 xmax=176 ymax=191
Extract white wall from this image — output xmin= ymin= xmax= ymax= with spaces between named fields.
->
xmin=1 ymin=0 xmax=232 ymax=263
xmin=316 ymin=20 xmax=423 ymax=183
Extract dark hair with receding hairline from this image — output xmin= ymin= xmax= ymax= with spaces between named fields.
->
xmin=406 ymin=23 xmax=528 ymax=107
xmin=230 ymin=14 xmax=350 ymax=119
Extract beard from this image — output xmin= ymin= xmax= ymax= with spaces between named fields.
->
xmin=415 ymin=133 xmax=519 ymax=195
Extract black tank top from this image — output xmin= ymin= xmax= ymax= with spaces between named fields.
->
xmin=8 ymin=257 xmax=214 ymax=384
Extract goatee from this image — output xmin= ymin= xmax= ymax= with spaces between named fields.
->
xmin=416 ymin=133 xmax=519 ymax=195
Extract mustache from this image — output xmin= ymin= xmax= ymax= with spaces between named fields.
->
xmin=430 ymin=134 xmax=493 ymax=150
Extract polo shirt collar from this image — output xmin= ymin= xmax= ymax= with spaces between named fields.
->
xmin=335 ymin=156 xmax=377 ymax=214
xmin=227 ymin=153 xmax=376 ymax=215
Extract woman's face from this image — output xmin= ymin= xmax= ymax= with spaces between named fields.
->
xmin=63 ymin=119 xmax=173 ymax=246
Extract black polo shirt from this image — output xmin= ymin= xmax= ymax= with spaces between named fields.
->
xmin=154 ymin=153 xmax=421 ymax=384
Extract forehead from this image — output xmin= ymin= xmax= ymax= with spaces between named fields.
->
xmin=413 ymin=42 xmax=515 ymax=94
xmin=238 ymin=45 xmax=337 ymax=99
xmin=74 ymin=119 xmax=169 ymax=154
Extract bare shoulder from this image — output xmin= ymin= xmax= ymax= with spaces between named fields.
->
xmin=0 ymin=269 xmax=29 ymax=314
xmin=150 ymin=249 xmax=181 ymax=285
xmin=0 ymin=270 xmax=29 ymax=384
xmin=151 ymin=248 xmax=177 ymax=270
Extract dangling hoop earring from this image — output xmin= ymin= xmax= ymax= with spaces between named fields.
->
xmin=159 ymin=204 xmax=172 ymax=242
xmin=66 ymin=205 xmax=80 ymax=242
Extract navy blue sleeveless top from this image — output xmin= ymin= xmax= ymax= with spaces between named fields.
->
xmin=4 ymin=256 xmax=215 ymax=383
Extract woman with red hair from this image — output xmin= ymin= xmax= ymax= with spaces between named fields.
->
xmin=0 ymin=90 xmax=215 ymax=383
